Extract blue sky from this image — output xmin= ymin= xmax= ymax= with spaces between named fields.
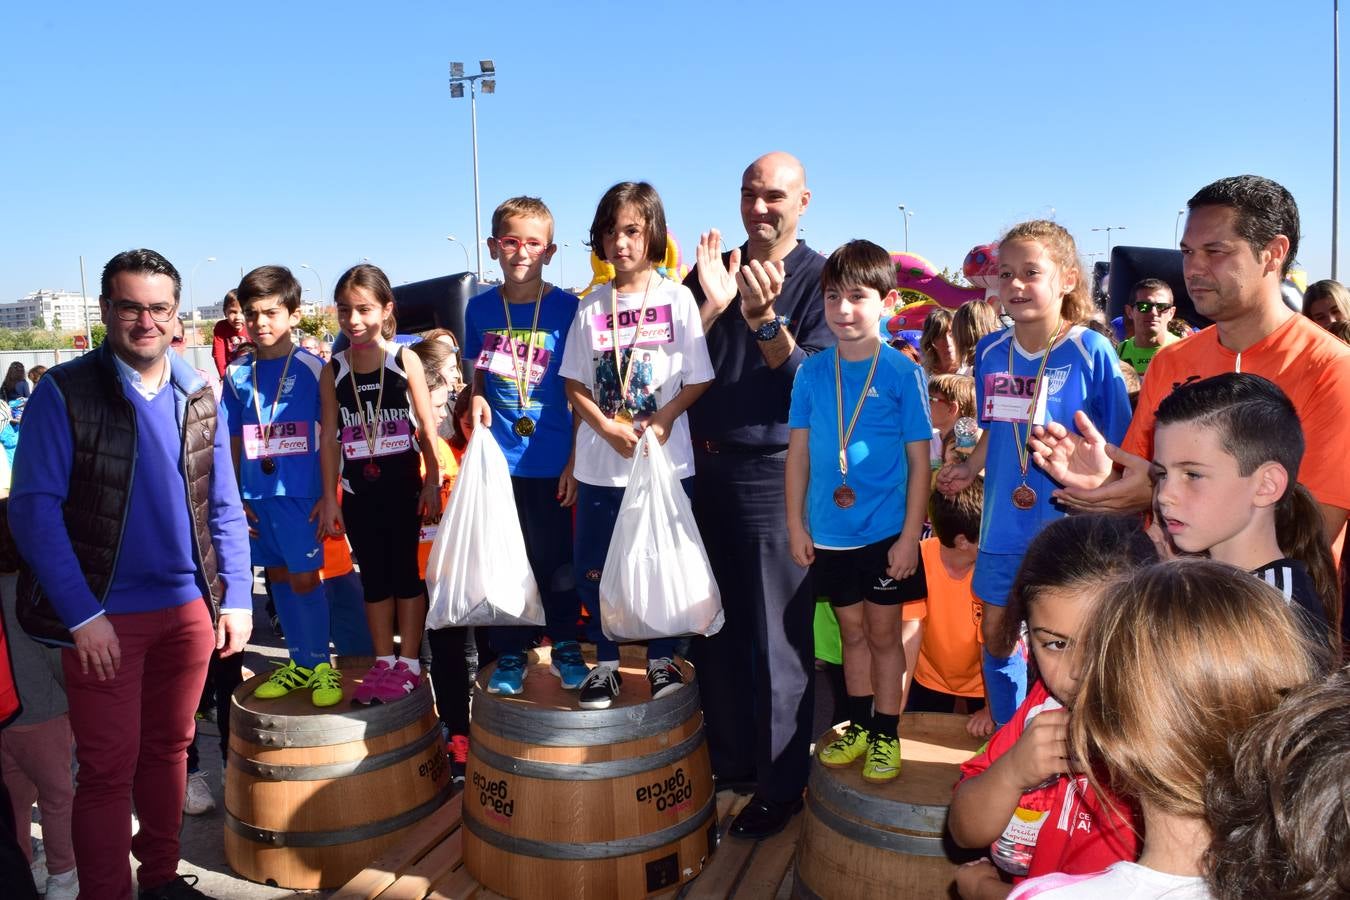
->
xmin=1 ymin=1 xmax=1339 ymax=308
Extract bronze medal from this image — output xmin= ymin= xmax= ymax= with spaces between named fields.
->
xmin=833 ymin=484 xmax=857 ymax=509
xmin=260 ymin=457 xmax=277 ymax=475
xmin=363 ymin=462 xmax=381 ymax=482
xmin=514 ymin=417 xmax=535 ymax=437
xmin=1012 ymin=484 xmax=1037 ymax=510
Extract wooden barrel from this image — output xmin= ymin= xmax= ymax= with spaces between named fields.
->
xmin=794 ymin=713 xmax=983 ymax=899
xmin=463 ymin=652 xmax=716 ymax=898
xmin=223 ymin=663 xmax=454 ymax=889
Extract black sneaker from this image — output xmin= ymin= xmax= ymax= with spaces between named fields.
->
xmin=647 ymin=658 xmax=685 ymax=699
xmin=139 ymin=874 xmax=210 ymax=899
xmin=578 ymin=666 xmax=621 ymax=709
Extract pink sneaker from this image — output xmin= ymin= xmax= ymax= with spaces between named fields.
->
xmin=353 ymin=660 xmax=392 ymax=705
xmin=369 ymin=661 xmax=419 ymax=703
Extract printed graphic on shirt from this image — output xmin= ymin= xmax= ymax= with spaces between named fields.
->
xmin=593 ymin=348 xmax=660 ymax=420
xmin=475 ymin=329 xmax=552 ymax=385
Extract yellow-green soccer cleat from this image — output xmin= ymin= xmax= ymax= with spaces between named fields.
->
xmin=252 ymin=660 xmax=314 ymax=700
xmin=817 ymin=722 xmax=871 ymax=768
xmin=309 ymin=662 xmax=343 ymax=708
xmin=861 ymin=734 xmax=902 ymax=784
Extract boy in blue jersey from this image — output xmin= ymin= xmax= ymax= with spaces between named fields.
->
xmin=786 ymin=240 xmax=933 ymax=784
xmin=464 ymin=197 xmax=584 ymax=695
xmin=223 ymin=265 xmax=341 ymax=707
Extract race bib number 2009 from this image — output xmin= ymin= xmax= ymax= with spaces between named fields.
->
xmin=243 ymin=422 xmax=311 ymax=459
xmin=340 ymin=419 xmax=413 ymax=459
xmin=590 ymin=304 xmax=674 ymax=351
xmin=981 ymin=373 xmax=1047 ymax=425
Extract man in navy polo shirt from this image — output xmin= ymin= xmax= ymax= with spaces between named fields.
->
xmin=11 ymin=249 xmax=252 ymax=900
xmin=686 ymin=151 xmax=833 ymax=837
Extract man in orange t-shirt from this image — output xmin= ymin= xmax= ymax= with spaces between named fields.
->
xmin=1030 ymin=176 xmax=1350 ymax=556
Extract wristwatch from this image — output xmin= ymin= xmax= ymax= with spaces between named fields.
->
xmin=753 ymin=315 xmax=787 ymax=342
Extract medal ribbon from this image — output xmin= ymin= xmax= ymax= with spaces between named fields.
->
xmin=834 ymin=344 xmax=882 ymax=483
xmin=1009 ymin=318 xmax=1064 ymax=481
xmin=346 ymin=346 xmax=387 ymax=461
xmin=607 ymin=273 xmax=657 ymax=416
xmin=250 ymin=345 xmax=295 ymax=459
xmin=498 ymin=282 xmax=545 ymax=414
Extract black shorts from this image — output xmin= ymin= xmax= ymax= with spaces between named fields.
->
xmin=811 ymin=534 xmax=926 ymax=608
xmin=343 ymin=477 xmax=424 ymax=602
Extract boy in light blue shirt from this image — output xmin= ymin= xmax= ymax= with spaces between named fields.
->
xmin=786 ymin=240 xmax=932 ymax=784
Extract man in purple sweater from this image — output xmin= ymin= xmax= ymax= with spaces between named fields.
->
xmin=9 ymin=249 xmax=252 ymax=900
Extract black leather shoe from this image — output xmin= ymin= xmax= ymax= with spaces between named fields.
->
xmin=728 ymin=795 xmax=804 ymax=839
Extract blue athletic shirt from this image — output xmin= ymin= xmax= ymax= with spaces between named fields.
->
xmin=463 ymin=286 xmax=578 ymax=478
xmin=788 ymin=344 xmax=932 ymax=548
xmin=974 ymin=325 xmax=1132 ymax=554
xmin=222 ymin=348 xmax=324 ymax=500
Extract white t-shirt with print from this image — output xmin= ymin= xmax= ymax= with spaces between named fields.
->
xmin=558 ymin=276 xmax=714 ymax=487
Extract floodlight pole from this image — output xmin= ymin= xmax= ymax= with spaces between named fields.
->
xmin=450 ymin=61 xmax=496 ymax=283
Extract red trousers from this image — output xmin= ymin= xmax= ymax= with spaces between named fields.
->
xmin=63 ymin=601 xmax=214 ymax=899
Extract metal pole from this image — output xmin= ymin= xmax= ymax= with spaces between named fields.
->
xmin=470 ymin=82 xmax=484 ymax=282
xmin=79 ymin=255 xmax=92 ymax=350
xmin=1175 ymin=210 xmax=1185 ymax=247
xmin=903 ymin=215 xmax=909 ymax=252
xmin=1335 ymin=0 xmax=1341 ymax=278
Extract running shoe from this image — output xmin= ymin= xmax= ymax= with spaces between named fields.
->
xmin=252 ymin=660 xmax=314 ymax=699
xmin=647 ymin=658 xmax=685 ymax=699
xmin=861 ymin=733 xmax=902 ymax=784
xmin=818 ymin=722 xmax=871 ymax=768
xmin=549 ymin=640 xmax=590 ymax=689
xmin=487 ymin=651 xmax=528 ymax=695
xmin=183 ymin=770 xmax=215 ymax=816
xmin=353 ymin=660 xmax=392 ymax=705
xmin=367 ymin=660 xmax=419 ymax=703
xmin=309 ymin=662 xmax=343 ymax=708
xmin=448 ymin=733 xmax=469 ymax=785
xmin=44 ymin=869 xmax=79 ymax=900
xmin=578 ymin=665 xmax=622 ymax=709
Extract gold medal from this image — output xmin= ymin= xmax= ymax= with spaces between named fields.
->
xmin=1012 ymin=484 xmax=1037 ymax=510
xmin=833 ymin=485 xmax=857 ymax=509
xmin=499 ymin=283 xmax=545 ymax=435
xmin=613 ymin=408 xmax=634 ymax=425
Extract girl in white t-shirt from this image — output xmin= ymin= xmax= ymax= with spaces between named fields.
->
xmin=1006 ymin=560 xmax=1319 ymax=900
xmin=559 ymin=181 xmax=714 ymax=710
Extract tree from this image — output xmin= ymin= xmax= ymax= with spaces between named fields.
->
xmin=51 ymin=313 xmax=62 ymax=331
xmin=298 ymin=312 xmax=337 ymax=341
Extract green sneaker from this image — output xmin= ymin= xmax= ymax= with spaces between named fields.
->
xmin=818 ymin=722 xmax=871 ymax=768
xmin=309 ymin=662 xmax=343 ymax=708
xmin=861 ymin=733 xmax=901 ymax=784
xmin=253 ymin=660 xmax=314 ymax=700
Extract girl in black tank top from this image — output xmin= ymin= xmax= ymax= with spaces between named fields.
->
xmin=318 ymin=264 xmax=442 ymax=705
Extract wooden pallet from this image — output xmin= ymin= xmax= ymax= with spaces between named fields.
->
xmin=331 ymin=790 xmax=800 ymax=900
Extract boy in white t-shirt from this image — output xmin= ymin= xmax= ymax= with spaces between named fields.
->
xmin=559 ymin=181 xmax=714 ymax=709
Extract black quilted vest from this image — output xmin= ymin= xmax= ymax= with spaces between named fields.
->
xmin=16 ymin=344 xmax=223 ymax=645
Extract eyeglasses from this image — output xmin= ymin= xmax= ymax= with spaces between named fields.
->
xmin=1134 ymin=301 xmax=1173 ymax=314
xmin=112 ymin=301 xmax=177 ymax=322
xmin=494 ymin=237 xmax=548 ymax=254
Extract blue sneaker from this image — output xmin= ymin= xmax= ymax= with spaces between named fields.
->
xmin=549 ymin=641 xmax=590 ymax=690
xmin=487 ymin=651 xmax=527 ymax=695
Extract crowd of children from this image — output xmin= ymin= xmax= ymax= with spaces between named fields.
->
xmin=4 ymin=171 xmax=1350 ymax=900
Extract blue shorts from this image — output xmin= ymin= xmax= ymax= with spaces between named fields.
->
xmin=249 ymin=496 xmax=323 ymax=573
xmin=972 ymin=550 xmax=1023 ymax=608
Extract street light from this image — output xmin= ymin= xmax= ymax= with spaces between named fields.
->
xmin=189 ymin=256 xmax=216 ymax=342
xmin=300 ymin=264 xmax=325 ymax=316
xmin=897 ymin=205 xmax=914 ymax=252
xmin=1174 ymin=210 xmax=1186 ymax=247
xmin=446 ymin=235 xmax=471 ymax=273
xmin=449 ymin=59 xmax=497 ymax=282
xmin=558 ymin=242 xmax=569 ymax=292
xmin=1091 ymin=225 xmax=1126 ymax=257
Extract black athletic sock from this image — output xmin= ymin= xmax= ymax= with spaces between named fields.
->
xmin=871 ymin=712 xmax=899 ymax=740
xmin=847 ymin=694 xmax=874 ymax=729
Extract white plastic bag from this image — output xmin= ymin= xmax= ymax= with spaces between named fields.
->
xmin=425 ymin=428 xmax=544 ymax=628
xmin=598 ymin=430 xmax=724 ymax=641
